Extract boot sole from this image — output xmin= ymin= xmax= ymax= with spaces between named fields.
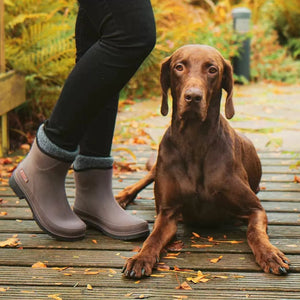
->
xmin=74 ymin=208 xmax=149 ymax=241
xmin=9 ymin=174 xmax=85 ymax=241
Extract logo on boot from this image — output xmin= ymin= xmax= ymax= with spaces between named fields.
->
xmin=20 ymin=169 xmax=29 ymax=183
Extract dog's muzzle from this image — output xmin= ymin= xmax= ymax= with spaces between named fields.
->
xmin=179 ymin=87 xmax=207 ymax=121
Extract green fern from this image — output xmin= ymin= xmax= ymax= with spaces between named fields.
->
xmin=4 ymin=0 xmax=77 ymax=118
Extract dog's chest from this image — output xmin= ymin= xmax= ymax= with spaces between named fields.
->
xmin=177 ymin=160 xmax=230 ymax=225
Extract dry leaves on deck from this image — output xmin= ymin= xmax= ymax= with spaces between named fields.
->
xmin=0 ymin=235 xmax=21 ymax=248
xmin=210 ymin=255 xmax=223 ymax=263
xmin=294 ymin=175 xmax=300 ymax=183
xmin=32 ymin=261 xmax=47 ymax=268
xmin=175 ymin=281 xmax=192 ymax=290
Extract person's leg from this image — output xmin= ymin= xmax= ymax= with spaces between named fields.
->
xmin=75 ymin=3 xmax=119 ymax=158
xmin=71 ymin=1 xmax=155 ymax=239
xmin=44 ymin=0 xmax=156 ymax=152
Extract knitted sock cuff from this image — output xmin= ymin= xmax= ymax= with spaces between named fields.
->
xmin=36 ymin=124 xmax=79 ymax=162
xmin=73 ymin=154 xmax=114 ymax=171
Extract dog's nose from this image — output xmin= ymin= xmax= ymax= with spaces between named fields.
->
xmin=184 ymin=88 xmax=203 ymax=103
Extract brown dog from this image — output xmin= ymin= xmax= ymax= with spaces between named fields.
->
xmin=118 ymin=45 xmax=290 ymax=278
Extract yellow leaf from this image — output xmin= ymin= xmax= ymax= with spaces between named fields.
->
xmin=0 ymin=237 xmax=20 ymax=248
xmin=84 ymin=271 xmax=100 ymax=275
xmin=32 ymin=261 xmax=47 ymax=268
xmin=191 ymin=244 xmax=213 ymax=248
xmin=187 ymin=270 xmax=207 ymax=283
xmin=210 ymin=255 xmax=223 ymax=263
xmin=87 ymin=284 xmax=93 ymax=290
xmin=176 ymin=281 xmax=192 ymax=290
xmin=48 ymin=294 xmax=62 ymax=300
xmin=192 ymin=232 xmax=200 ymax=238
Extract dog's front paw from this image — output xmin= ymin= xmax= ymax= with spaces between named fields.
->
xmin=255 ymin=245 xmax=290 ymax=275
xmin=122 ymin=253 xmax=157 ymax=279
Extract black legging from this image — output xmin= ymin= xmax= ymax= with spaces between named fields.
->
xmin=44 ymin=0 xmax=156 ymax=157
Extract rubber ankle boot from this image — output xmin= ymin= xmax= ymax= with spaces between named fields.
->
xmin=9 ymin=125 xmax=86 ymax=240
xmin=73 ymin=155 xmax=149 ymax=240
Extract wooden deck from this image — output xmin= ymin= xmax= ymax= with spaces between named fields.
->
xmin=1 ymin=145 xmax=300 ymax=299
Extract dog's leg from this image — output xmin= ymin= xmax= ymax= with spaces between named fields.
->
xmin=116 ymin=164 xmax=155 ymax=208
xmin=247 ymin=208 xmax=290 ymax=275
xmin=122 ymin=208 xmax=179 ymax=278
xmin=222 ymin=180 xmax=290 ymax=275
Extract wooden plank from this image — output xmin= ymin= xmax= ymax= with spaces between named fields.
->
xmin=1 ymin=285 xmax=300 ymax=299
xmin=1 ymin=267 xmax=300 ymax=292
xmin=0 ymin=233 xmax=299 ymax=254
xmin=0 ymin=0 xmax=4 ymax=73
xmin=0 ymin=249 xmax=300 ymax=272
xmin=0 ymin=71 xmax=26 ymax=115
xmin=1 ymin=207 xmax=300 ymax=225
xmin=0 ymin=219 xmax=299 ymax=239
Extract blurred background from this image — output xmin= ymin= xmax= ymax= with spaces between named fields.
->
xmin=2 ymin=0 xmax=300 ymax=150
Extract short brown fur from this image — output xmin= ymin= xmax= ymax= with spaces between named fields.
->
xmin=117 ymin=45 xmax=290 ymax=278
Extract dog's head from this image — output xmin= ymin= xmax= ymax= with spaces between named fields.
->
xmin=160 ymin=44 xmax=234 ymax=122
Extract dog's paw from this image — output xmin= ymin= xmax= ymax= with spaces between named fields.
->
xmin=116 ymin=187 xmax=137 ymax=209
xmin=255 ymin=245 xmax=290 ymax=275
xmin=122 ymin=253 xmax=157 ymax=279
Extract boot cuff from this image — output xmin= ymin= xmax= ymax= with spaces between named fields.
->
xmin=73 ymin=154 xmax=114 ymax=171
xmin=36 ymin=124 xmax=79 ymax=162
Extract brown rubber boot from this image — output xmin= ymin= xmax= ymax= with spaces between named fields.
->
xmin=9 ymin=125 xmax=86 ymax=240
xmin=73 ymin=155 xmax=149 ymax=240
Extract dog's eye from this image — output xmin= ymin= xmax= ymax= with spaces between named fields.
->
xmin=208 ymin=66 xmax=218 ymax=74
xmin=175 ymin=64 xmax=184 ymax=71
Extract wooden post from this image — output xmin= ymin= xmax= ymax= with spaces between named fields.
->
xmin=0 ymin=0 xmax=8 ymax=156
xmin=0 ymin=0 xmax=4 ymax=72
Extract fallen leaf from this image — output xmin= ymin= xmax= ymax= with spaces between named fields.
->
xmin=167 ymin=240 xmax=184 ymax=251
xmin=92 ymin=239 xmax=97 ymax=244
xmin=48 ymin=294 xmax=62 ymax=300
xmin=150 ymin=274 xmax=165 ymax=277
xmin=63 ymin=273 xmax=72 ymax=276
xmin=192 ymin=232 xmax=200 ymax=238
xmin=176 ymin=281 xmax=192 ymax=290
xmin=191 ymin=244 xmax=213 ymax=248
xmin=87 ymin=284 xmax=93 ymax=290
xmin=0 ymin=237 xmax=21 ymax=248
xmin=294 ymin=175 xmax=300 ymax=183
xmin=135 ymin=280 xmax=141 ymax=284
xmin=0 ymin=158 xmax=13 ymax=164
xmin=187 ymin=270 xmax=208 ymax=283
xmin=32 ymin=261 xmax=47 ymax=268
xmin=173 ymin=266 xmax=193 ymax=272
xmin=125 ymin=292 xmax=133 ymax=297
xmin=0 ymin=287 xmax=9 ymax=292
xmin=210 ymin=255 xmax=223 ymax=263
xmin=84 ymin=271 xmax=100 ymax=275
xmin=0 ymin=211 xmax=7 ymax=216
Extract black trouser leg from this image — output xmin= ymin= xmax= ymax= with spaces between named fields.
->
xmin=44 ymin=0 xmax=156 ymax=154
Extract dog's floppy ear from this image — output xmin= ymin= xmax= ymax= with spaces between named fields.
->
xmin=160 ymin=56 xmax=171 ymax=116
xmin=222 ymin=59 xmax=235 ymax=119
